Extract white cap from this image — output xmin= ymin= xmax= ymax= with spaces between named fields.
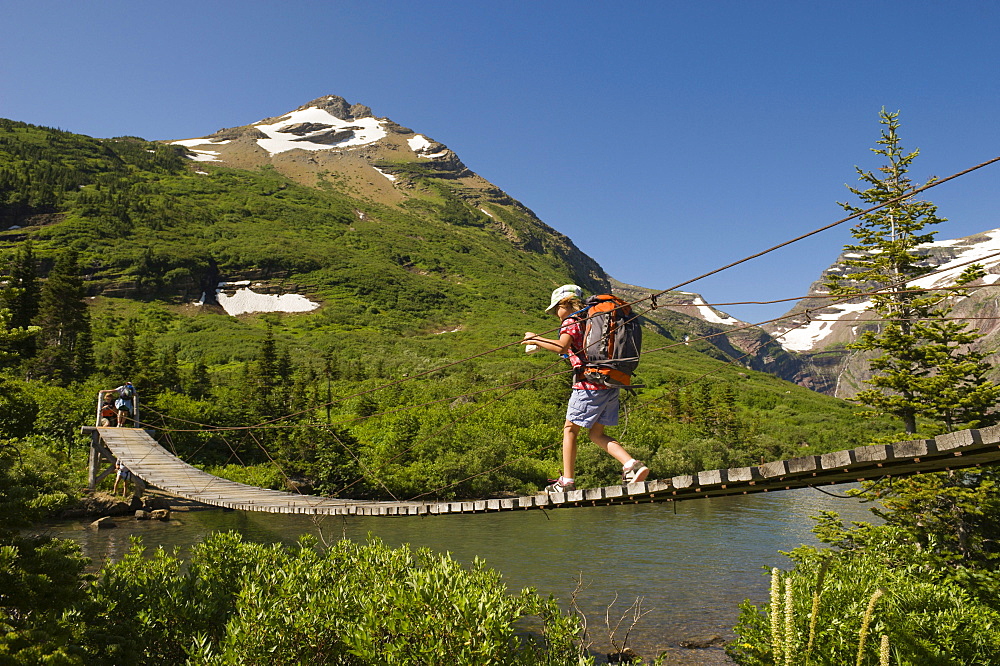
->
xmin=545 ymin=284 xmax=583 ymax=315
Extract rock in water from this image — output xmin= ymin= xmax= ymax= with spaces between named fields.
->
xmin=89 ymin=516 xmax=116 ymax=529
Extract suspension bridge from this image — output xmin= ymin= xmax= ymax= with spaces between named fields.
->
xmin=84 ymin=423 xmax=1000 ymax=517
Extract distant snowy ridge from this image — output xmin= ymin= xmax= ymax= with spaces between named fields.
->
xmin=769 ymin=227 xmax=1000 ymax=353
xmin=912 ymin=230 xmax=1000 ymax=289
xmin=776 ymin=300 xmax=869 ymax=352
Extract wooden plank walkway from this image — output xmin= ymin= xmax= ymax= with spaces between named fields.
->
xmin=85 ymin=425 xmax=1000 ymax=517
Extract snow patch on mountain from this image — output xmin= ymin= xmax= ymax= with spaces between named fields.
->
xmin=373 ymin=167 xmax=397 ymax=182
xmin=189 ymin=150 xmax=221 ymax=162
xmin=171 ymin=138 xmax=231 ymax=161
xmin=912 ymin=229 xmax=1000 ymax=289
xmin=253 ymin=106 xmax=387 ymax=155
xmin=172 ymin=138 xmax=231 ymax=147
xmin=407 ymin=135 xmax=432 ymax=152
xmin=690 ymin=296 xmax=740 ymax=325
xmin=201 ymin=285 xmax=319 ymax=316
xmin=777 ymin=300 xmax=870 ymax=352
xmin=407 ymin=134 xmax=448 ymax=159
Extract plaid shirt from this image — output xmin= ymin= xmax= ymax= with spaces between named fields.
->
xmin=560 ymin=317 xmax=607 ymax=391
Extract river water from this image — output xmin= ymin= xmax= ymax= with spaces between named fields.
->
xmin=42 ymin=486 xmax=877 ymax=664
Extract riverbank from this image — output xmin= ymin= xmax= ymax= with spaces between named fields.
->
xmin=57 ymin=489 xmax=217 ymax=520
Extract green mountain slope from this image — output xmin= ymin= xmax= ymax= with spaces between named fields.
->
xmin=0 ymin=110 xmax=896 ymax=500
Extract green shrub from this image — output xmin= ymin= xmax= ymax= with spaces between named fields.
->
xmin=729 ymin=471 xmax=1000 ymax=665
xmin=84 ymin=532 xmax=588 ymax=665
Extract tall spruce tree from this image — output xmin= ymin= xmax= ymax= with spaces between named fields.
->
xmin=6 ymin=241 xmax=39 ymax=330
xmin=4 ymin=241 xmax=40 ymax=360
xmin=184 ymin=360 xmax=212 ymax=400
xmin=109 ymin=319 xmax=140 ymax=380
xmin=826 ymin=109 xmax=999 ymax=433
xmin=29 ymin=249 xmax=93 ymax=384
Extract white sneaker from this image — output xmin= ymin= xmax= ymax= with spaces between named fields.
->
xmin=544 ymin=477 xmax=576 ymax=493
xmin=622 ymin=461 xmax=649 ymax=484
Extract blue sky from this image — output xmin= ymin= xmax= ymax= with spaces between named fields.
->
xmin=3 ymin=1 xmax=999 ymax=321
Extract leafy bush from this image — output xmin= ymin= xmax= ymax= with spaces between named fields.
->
xmin=0 ymin=440 xmax=90 ymax=664
xmin=729 ymin=470 xmax=1000 ymax=665
xmin=84 ymin=532 xmax=587 ymax=665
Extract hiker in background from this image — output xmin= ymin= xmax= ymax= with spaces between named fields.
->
xmin=112 ymin=381 xmax=136 ymax=427
xmin=522 ymin=284 xmax=649 ymax=492
xmin=113 ymin=460 xmax=131 ymax=498
xmin=99 ymin=394 xmax=117 ymax=427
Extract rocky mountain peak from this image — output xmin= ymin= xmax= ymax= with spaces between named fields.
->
xmin=294 ymin=95 xmax=374 ymax=121
xmin=167 ymin=95 xmax=480 ymax=191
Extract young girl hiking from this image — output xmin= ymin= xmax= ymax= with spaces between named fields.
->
xmin=522 ymin=284 xmax=649 ymax=492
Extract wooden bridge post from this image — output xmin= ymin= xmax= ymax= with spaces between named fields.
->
xmin=87 ymin=431 xmax=99 ymax=490
xmin=130 ymin=475 xmax=146 ymax=500
xmin=85 ymin=428 xmax=118 ymax=492
xmin=93 ymin=390 xmax=102 ymax=427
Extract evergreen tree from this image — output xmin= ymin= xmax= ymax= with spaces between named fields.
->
xmin=6 ymin=242 xmax=39 ymax=329
xmin=276 ymin=348 xmax=293 ymax=386
xmin=826 ymin=109 xmax=1000 ymax=433
xmin=321 ymin=350 xmax=338 ymax=423
xmin=244 ymin=327 xmax=297 ymax=420
xmin=74 ymin=309 xmax=95 ymax=378
xmin=3 ymin=241 xmax=40 ymax=360
xmin=29 ymin=249 xmax=92 ymax=384
xmin=109 ymin=319 xmax=140 ymax=381
xmin=156 ymin=343 xmax=182 ymax=395
xmin=184 ymin=360 xmax=212 ymax=399
xmin=0 ymin=307 xmax=40 ymax=370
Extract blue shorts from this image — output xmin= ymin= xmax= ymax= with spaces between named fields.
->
xmin=566 ymin=388 xmax=620 ymax=428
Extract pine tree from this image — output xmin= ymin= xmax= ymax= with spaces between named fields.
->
xmin=6 ymin=241 xmax=39 ymax=330
xmin=109 ymin=320 xmax=140 ymax=381
xmin=156 ymin=344 xmax=182 ymax=395
xmin=246 ymin=326 xmax=294 ymax=418
xmin=0 ymin=307 xmax=40 ymax=369
xmin=4 ymin=241 xmax=39 ymax=360
xmin=29 ymin=249 xmax=92 ymax=384
xmin=74 ymin=310 xmax=95 ymax=378
xmin=184 ymin=360 xmax=212 ymax=400
xmin=826 ymin=109 xmax=1000 ymax=433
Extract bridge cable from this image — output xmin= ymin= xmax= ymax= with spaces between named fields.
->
xmin=630 ymin=155 xmax=1000 ymax=310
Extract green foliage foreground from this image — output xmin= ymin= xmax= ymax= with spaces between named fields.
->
xmin=83 ymin=532 xmax=585 ymax=666
xmin=728 ymin=469 xmax=1000 ymax=665
xmin=2 ymin=530 xmax=586 ymax=666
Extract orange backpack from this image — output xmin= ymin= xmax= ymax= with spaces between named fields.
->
xmin=575 ymin=294 xmax=643 ymax=389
